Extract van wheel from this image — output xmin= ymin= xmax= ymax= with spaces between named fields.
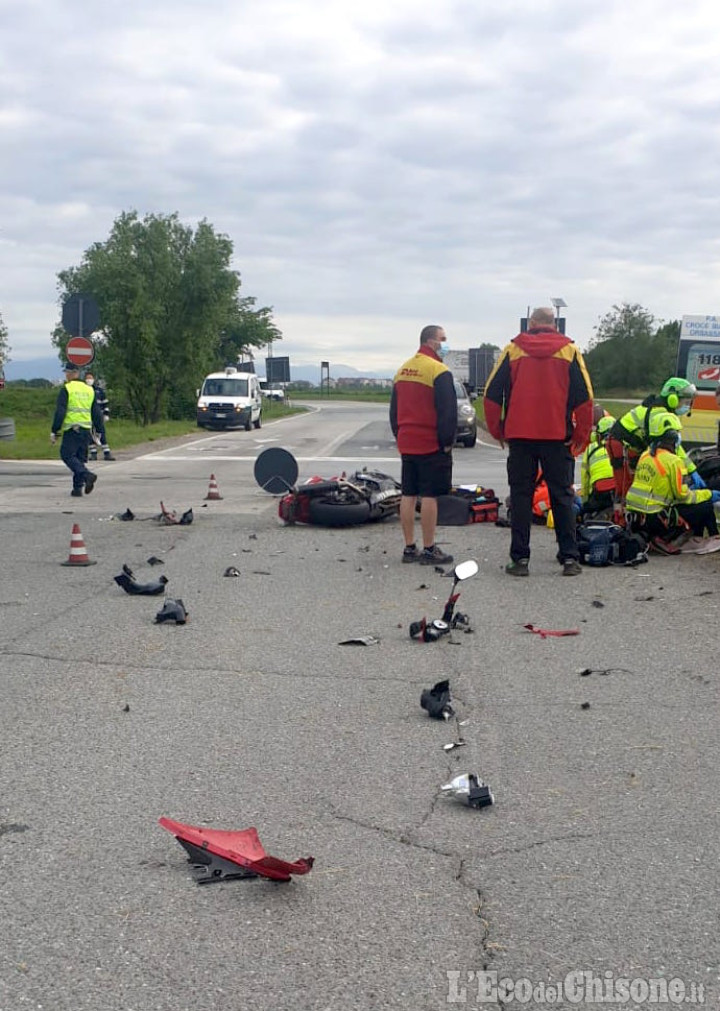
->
xmin=253 ymin=412 xmax=262 ymax=430
xmin=244 ymin=417 xmax=252 ymax=432
xmin=462 ymin=431 xmax=477 ymax=448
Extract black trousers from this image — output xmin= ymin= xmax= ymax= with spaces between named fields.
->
xmin=60 ymin=428 xmax=93 ymax=490
xmin=507 ymin=440 xmax=579 ymax=562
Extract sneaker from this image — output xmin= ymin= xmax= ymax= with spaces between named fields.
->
xmin=71 ymin=488 xmax=83 ymax=498
xmin=84 ymin=472 xmax=97 ymax=495
xmin=505 ymin=558 xmax=529 ymax=576
xmin=562 ymin=558 xmax=583 ymax=576
xmin=402 ymin=544 xmax=419 ymax=563
xmin=88 ymin=452 xmax=98 ymax=462
xmin=103 ymin=453 xmax=116 ymax=461
xmin=649 ymin=535 xmax=681 ymax=556
xmin=419 ymin=545 xmax=454 ymax=566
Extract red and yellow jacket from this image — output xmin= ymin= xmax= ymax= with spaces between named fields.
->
xmin=390 ymin=345 xmax=457 ymax=454
xmin=483 ymin=328 xmax=594 ymax=449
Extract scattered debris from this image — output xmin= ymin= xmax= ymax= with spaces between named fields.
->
xmin=441 ymin=774 xmax=494 ymax=810
xmin=223 ymin=566 xmax=241 ymax=577
xmin=155 ymin=598 xmax=189 ymax=625
xmin=147 ymin=556 xmax=164 ymax=566
xmin=119 ymin=508 xmax=135 ymax=521
xmin=416 ymin=583 xmax=429 ymax=590
xmin=252 ymin=570 xmax=271 ymax=576
xmin=523 ymin=624 xmax=579 ymax=638
xmin=114 ymin=565 xmax=169 ymax=596
xmin=159 ymin=503 xmax=194 ymax=525
xmin=249 ymin=533 xmax=258 ymax=540
xmin=591 ymin=600 xmax=605 ymax=608
xmin=122 ymin=704 xmax=130 ymax=713
xmin=338 ymin=635 xmax=380 ymax=646
xmin=420 ymin=679 xmax=454 ymax=720
xmin=577 ymin=667 xmax=632 ymax=677
xmin=580 ymin=702 xmax=591 ymax=710
xmin=158 ymin=817 xmax=314 ymax=884
xmin=443 ymin=718 xmax=467 ymax=751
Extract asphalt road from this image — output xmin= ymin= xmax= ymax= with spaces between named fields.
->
xmin=1 ymin=403 xmax=718 ymax=1010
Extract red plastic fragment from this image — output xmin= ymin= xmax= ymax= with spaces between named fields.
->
xmin=159 ymin=817 xmax=314 ymax=882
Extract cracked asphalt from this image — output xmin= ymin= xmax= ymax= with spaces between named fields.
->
xmin=1 ymin=409 xmax=719 ymax=1009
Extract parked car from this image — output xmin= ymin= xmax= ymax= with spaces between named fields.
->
xmin=259 ymin=381 xmax=285 ymax=402
xmin=454 ymin=380 xmax=477 ymax=448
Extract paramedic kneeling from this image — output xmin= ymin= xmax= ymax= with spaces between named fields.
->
xmin=625 ymin=411 xmax=719 ymax=552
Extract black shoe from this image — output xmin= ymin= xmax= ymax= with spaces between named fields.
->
xmin=103 ymin=453 xmax=116 ymax=461
xmin=402 ymin=544 xmax=419 ymax=563
xmin=562 ymin=558 xmax=582 ymax=576
xmin=419 ymin=545 xmax=454 ymax=566
xmin=84 ymin=472 xmax=97 ymax=495
xmin=505 ymin=558 xmax=529 ymax=576
xmin=71 ymin=488 xmax=83 ymax=498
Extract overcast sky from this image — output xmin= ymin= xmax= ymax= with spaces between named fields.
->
xmin=3 ymin=0 xmax=720 ymax=373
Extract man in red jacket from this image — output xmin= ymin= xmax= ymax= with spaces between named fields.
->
xmin=484 ymin=307 xmax=594 ymax=576
xmin=390 ymin=325 xmax=457 ymax=565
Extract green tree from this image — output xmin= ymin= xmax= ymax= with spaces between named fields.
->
xmin=218 ymin=296 xmax=283 ymax=367
xmin=585 ymin=303 xmax=664 ymax=392
xmin=53 ymin=211 xmax=281 ymax=423
xmin=0 ymin=310 xmax=10 ymax=371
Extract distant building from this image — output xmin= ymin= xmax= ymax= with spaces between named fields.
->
xmin=336 ymin=376 xmax=393 ymax=389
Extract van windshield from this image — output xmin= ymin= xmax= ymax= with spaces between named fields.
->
xmin=202 ymin=378 xmax=249 ymax=397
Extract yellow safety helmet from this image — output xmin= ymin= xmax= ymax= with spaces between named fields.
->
xmin=648 ymin=411 xmax=682 ymax=441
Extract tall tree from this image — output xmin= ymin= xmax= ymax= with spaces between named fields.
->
xmin=585 ymin=303 xmax=661 ymax=392
xmin=53 ymin=211 xmax=281 ymax=423
xmin=0 ymin=310 xmax=10 ymax=371
xmin=218 ymin=296 xmax=283 ymax=367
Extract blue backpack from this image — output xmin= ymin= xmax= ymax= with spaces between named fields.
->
xmin=577 ymin=521 xmax=648 ymax=567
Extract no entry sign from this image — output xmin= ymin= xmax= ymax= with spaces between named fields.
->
xmin=65 ymin=336 xmax=95 ymax=367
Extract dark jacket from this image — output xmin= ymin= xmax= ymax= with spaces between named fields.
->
xmin=483 ymin=327 xmax=594 ymax=447
xmin=390 ymin=345 xmax=457 ymax=454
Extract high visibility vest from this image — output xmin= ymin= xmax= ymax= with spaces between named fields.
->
xmin=580 ymin=441 xmax=615 ymax=500
xmin=615 ymin=403 xmax=697 ymax=473
xmin=62 ymin=380 xmax=94 ymax=431
xmin=625 ymin=448 xmax=711 ymax=515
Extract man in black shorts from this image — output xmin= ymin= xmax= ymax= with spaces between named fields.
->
xmin=390 ymin=325 xmax=457 ymax=564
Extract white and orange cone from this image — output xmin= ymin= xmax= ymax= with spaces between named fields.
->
xmin=61 ymin=523 xmax=97 ymax=567
xmin=205 ymin=474 xmax=223 ymax=501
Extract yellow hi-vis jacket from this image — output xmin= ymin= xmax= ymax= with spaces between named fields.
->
xmin=625 ymin=447 xmax=711 ymax=515
xmin=614 ymin=403 xmax=698 ymax=474
xmin=62 ymin=380 xmax=95 ymax=431
xmin=580 ymin=441 xmax=615 ymax=501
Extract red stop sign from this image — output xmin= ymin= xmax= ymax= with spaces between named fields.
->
xmin=66 ymin=336 xmax=95 ymax=367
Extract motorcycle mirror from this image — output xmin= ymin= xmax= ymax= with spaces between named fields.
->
xmin=254 ymin=446 xmax=300 ymax=495
xmin=453 ymin=559 xmax=479 ymax=582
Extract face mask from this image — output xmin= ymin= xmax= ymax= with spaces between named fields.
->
xmin=675 ymin=403 xmax=690 ymax=415
xmin=432 ymin=343 xmax=448 ymax=360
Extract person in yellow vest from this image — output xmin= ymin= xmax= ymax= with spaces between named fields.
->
xmin=580 ymin=415 xmax=616 ymax=518
xmin=50 ymin=362 xmax=105 ymax=497
xmin=625 ymin=412 xmax=720 ymax=554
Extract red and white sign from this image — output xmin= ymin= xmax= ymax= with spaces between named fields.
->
xmin=698 ymin=365 xmax=720 ymax=382
xmin=65 ymin=336 xmax=95 ymax=367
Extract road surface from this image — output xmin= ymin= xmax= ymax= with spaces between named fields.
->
xmin=0 ymin=402 xmax=717 ymax=1010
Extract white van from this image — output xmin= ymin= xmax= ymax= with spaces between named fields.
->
xmin=196 ymin=367 xmax=262 ymax=431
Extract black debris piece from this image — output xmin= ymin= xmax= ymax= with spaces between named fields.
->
xmin=223 ymin=566 xmax=241 ymax=577
xmin=122 ymin=704 xmax=130 ymax=713
xmin=249 ymin=533 xmax=258 ymax=540
xmin=581 ymin=702 xmax=591 ymax=710
xmin=179 ymin=508 xmax=193 ymax=525
xmin=420 ymin=679 xmax=454 ymax=720
xmin=155 ymin=598 xmax=188 ymax=625
xmin=119 ymin=508 xmax=135 ymax=521
xmin=114 ymin=568 xmax=169 ymax=596
xmin=338 ymin=636 xmax=380 ymax=646
xmin=147 ymin=556 xmax=164 ymax=566
xmin=591 ymin=600 xmax=605 ymax=608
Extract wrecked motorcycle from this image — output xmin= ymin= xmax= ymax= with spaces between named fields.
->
xmin=254 ymin=446 xmax=401 ymax=527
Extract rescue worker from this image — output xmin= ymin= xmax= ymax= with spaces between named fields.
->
xmin=625 ymin=412 xmax=720 ymax=554
xmin=580 ymin=415 xmax=616 ymax=518
xmin=51 ymin=362 xmax=104 ymax=496
xmin=607 ymin=377 xmax=703 ymax=504
xmin=84 ymin=371 xmax=115 ymax=461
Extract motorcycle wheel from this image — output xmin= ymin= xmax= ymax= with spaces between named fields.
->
xmin=307 ymin=497 xmax=372 ymax=527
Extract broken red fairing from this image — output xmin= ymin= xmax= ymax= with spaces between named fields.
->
xmin=523 ymin=623 xmax=580 ymax=639
xmin=159 ymin=817 xmax=314 ymax=884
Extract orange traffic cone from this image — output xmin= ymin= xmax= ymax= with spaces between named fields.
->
xmin=61 ymin=523 xmax=97 ymax=566
xmin=205 ymin=474 xmax=223 ymax=501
